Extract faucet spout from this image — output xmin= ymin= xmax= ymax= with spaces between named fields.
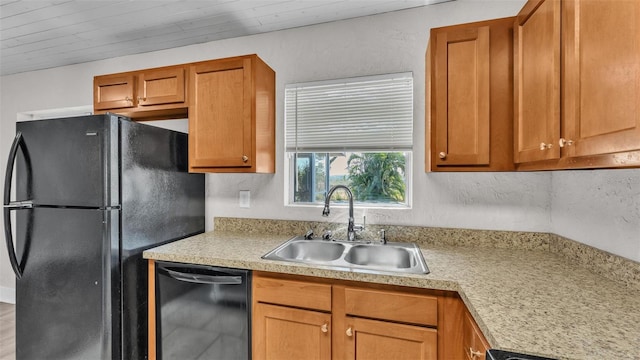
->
xmin=322 ymin=185 xmax=356 ymax=241
xmin=322 ymin=204 xmax=331 ymax=217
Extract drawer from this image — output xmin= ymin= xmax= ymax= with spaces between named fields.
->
xmin=344 ymin=287 xmax=438 ymax=326
xmin=254 ymin=274 xmax=332 ymax=312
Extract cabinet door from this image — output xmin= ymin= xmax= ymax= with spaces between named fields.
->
xmin=137 ymin=67 xmax=186 ymax=106
xmin=462 ymin=312 xmax=490 ymax=360
xmin=562 ymin=0 xmax=640 ymax=157
xmin=344 ymin=316 xmax=437 ymax=360
xmin=189 ymin=58 xmax=253 ymax=169
xmin=253 ymin=303 xmax=331 ymax=360
xmin=94 ymin=74 xmax=135 ymax=110
xmin=434 ymin=26 xmax=490 ymax=166
xmin=514 ymin=0 xmax=561 ymax=163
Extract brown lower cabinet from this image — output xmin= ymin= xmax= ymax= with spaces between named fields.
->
xmin=254 ymin=303 xmax=332 ymax=360
xmin=252 ymin=271 xmax=485 ymax=360
xmin=343 ymin=317 xmax=438 ymax=360
xmin=463 ymin=310 xmax=490 ymax=360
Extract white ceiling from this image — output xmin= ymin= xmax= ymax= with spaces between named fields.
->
xmin=0 ymin=0 xmax=448 ymax=76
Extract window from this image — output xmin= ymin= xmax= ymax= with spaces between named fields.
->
xmin=285 ymin=73 xmax=413 ymax=207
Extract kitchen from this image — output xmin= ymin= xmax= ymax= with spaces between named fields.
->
xmin=1 ymin=0 xmax=639 ymax=359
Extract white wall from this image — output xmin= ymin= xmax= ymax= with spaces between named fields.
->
xmin=1 ymin=0 xmax=638 ymax=301
xmin=551 ymin=169 xmax=640 ymax=261
xmin=203 ymin=0 xmax=549 ymax=234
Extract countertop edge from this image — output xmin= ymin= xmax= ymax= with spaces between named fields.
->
xmin=143 ymin=230 xmax=640 ymax=360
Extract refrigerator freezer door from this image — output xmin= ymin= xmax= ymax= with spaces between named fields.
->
xmin=15 ymin=115 xmax=118 ymax=207
xmin=119 ymin=120 xmax=205 ymax=251
xmin=15 ymin=207 xmax=118 ymax=360
xmin=119 ymin=120 xmax=205 ymax=359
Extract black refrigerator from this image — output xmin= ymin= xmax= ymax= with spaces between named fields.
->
xmin=3 ymin=114 xmax=205 ymax=360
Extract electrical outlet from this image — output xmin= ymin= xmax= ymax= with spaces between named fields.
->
xmin=239 ymin=190 xmax=250 ymax=208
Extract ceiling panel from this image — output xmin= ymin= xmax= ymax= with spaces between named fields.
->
xmin=0 ymin=0 xmax=450 ymax=76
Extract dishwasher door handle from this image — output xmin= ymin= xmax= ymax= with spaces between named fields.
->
xmin=163 ymin=267 xmax=243 ymax=285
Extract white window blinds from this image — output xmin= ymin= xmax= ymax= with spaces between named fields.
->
xmin=285 ymin=73 xmax=413 ymax=152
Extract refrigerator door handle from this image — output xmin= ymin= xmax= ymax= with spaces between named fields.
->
xmin=4 ymin=132 xmax=23 ymax=207
xmin=3 ymin=132 xmax=25 ymax=279
xmin=162 ymin=267 xmax=243 ymax=285
xmin=3 ymin=207 xmax=22 ymax=279
xmin=4 ymin=200 xmax=34 ymax=209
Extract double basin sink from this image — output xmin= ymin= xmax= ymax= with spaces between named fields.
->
xmin=262 ymin=236 xmax=429 ymax=275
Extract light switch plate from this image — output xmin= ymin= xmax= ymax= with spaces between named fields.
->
xmin=239 ymin=190 xmax=250 ymax=208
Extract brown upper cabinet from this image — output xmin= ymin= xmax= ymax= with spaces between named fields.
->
xmin=427 ymin=17 xmax=515 ymax=171
xmin=93 ymin=54 xmax=275 ymax=173
xmin=515 ymin=0 xmax=640 ymax=170
xmin=94 ymin=65 xmax=188 ymax=120
xmin=514 ymin=0 xmax=561 ymax=164
xmin=188 ymin=55 xmax=275 ymax=173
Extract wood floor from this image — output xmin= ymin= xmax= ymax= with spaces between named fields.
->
xmin=0 ymin=302 xmax=15 ymax=360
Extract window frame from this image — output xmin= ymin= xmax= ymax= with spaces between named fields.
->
xmin=284 ymin=72 xmax=414 ymax=209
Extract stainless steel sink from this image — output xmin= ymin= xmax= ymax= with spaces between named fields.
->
xmin=273 ymin=240 xmax=345 ymax=262
xmin=262 ymin=236 xmax=429 ymax=275
xmin=344 ymin=244 xmax=414 ymax=269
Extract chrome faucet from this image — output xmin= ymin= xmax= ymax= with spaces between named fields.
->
xmin=322 ymin=185 xmax=362 ymax=241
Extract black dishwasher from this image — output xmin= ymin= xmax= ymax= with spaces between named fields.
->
xmin=155 ymin=261 xmax=251 ymax=360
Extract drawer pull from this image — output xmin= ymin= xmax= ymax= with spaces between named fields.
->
xmin=469 ymin=347 xmax=483 ymax=359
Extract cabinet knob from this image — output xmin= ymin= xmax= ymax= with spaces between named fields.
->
xmin=559 ymin=138 xmax=574 ymax=147
xmin=346 ymin=327 xmax=353 ymax=337
xmin=321 ymin=323 xmax=328 ymax=333
xmin=469 ymin=347 xmax=483 ymax=359
xmin=438 ymin=152 xmax=447 ymax=159
xmin=138 ymin=97 xmax=147 ymax=102
xmin=539 ymin=142 xmax=553 ymax=151
xmin=242 ymin=155 xmax=249 ymax=162
xmin=124 ymin=97 xmax=133 ymax=103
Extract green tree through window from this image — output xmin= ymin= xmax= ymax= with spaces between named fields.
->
xmin=293 ymin=152 xmax=407 ymax=205
xmin=347 ymin=152 xmax=405 ymax=202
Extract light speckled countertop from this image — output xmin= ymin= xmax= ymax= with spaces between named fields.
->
xmin=143 ymin=231 xmax=640 ymax=360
